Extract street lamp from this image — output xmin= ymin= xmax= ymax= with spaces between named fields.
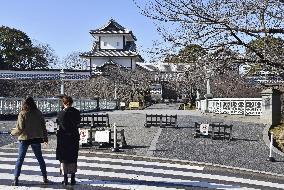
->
xmin=131 ymin=80 xmax=138 ymax=101
xmin=204 ymin=66 xmax=213 ymax=99
xmin=114 ymin=82 xmax=117 ymax=100
xmin=59 ymin=69 xmax=66 ymax=95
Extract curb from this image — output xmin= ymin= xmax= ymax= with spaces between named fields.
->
xmin=146 ymin=127 xmax=162 ymax=157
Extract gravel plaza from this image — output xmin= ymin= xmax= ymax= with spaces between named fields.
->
xmin=1 ymin=103 xmax=284 ymax=177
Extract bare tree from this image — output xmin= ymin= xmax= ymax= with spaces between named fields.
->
xmin=33 ymin=41 xmax=60 ymax=69
xmin=134 ymin=0 xmax=284 ymax=70
xmin=61 ymin=52 xmax=89 ymax=70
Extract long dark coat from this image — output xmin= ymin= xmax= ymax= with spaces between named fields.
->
xmin=56 ymin=107 xmax=81 ymax=163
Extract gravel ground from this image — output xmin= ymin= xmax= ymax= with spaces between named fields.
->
xmin=1 ymin=103 xmax=284 ymax=175
xmin=0 ymin=121 xmax=18 ymax=146
xmin=155 ymin=115 xmax=284 ymax=174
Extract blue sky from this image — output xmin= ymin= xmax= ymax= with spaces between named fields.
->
xmin=0 ymin=0 xmax=160 ymax=62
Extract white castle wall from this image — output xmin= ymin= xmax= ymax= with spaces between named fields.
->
xmin=100 ymin=35 xmax=124 ymax=49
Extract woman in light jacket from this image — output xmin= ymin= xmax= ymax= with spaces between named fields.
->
xmin=11 ymin=97 xmax=48 ymax=186
xmin=56 ymin=95 xmax=81 ymax=185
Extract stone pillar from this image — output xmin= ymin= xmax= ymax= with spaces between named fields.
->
xmin=204 ymin=76 xmax=213 ymax=112
xmin=203 ymin=88 xmax=213 ymax=113
xmin=196 ymin=90 xmax=200 ymax=100
xmin=261 ymin=89 xmax=282 ymax=126
xmin=199 ymin=99 xmax=204 ymax=112
xmin=203 ymin=97 xmax=212 ymax=113
xmin=196 ymin=90 xmax=200 ymax=110
xmin=206 ymin=78 xmax=211 ymax=95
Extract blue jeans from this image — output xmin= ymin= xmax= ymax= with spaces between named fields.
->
xmin=14 ymin=142 xmax=47 ymax=177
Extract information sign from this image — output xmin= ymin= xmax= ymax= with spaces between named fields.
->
xmin=46 ymin=120 xmax=56 ymax=133
xmin=95 ymin=130 xmax=110 ymax=143
xmin=200 ymin=124 xmax=209 ymax=136
xmin=79 ymin=128 xmax=89 ymax=144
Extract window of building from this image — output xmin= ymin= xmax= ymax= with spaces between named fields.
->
xmin=117 ymin=42 xmax=120 ymax=46
xmin=104 ymin=42 xmax=107 ymax=46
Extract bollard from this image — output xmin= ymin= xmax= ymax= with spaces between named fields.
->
xmin=268 ymin=132 xmax=275 ymax=162
xmin=120 ymin=129 xmax=127 ymax=148
xmin=112 ymin=123 xmax=119 ymax=152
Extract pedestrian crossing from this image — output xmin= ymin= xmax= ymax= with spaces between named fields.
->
xmin=0 ymin=148 xmax=283 ymax=190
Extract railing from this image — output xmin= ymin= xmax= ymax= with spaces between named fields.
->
xmin=0 ymin=97 xmax=118 ymax=115
xmin=245 ymin=76 xmax=284 ymax=84
xmin=73 ymin=99 xmax=99 ymax=112
xmin=207 ymin=98 xmax=262 ymax=116
xmin=99 ymin=99 xmax=118 ymax=110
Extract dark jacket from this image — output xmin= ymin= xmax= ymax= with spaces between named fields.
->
xmin=56 ymin=107 xmax=81 ymax=163
xmin=11 ymin=109 xmax=48 ymax=142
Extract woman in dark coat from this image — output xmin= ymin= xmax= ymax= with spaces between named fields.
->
xmin=56 ymin=95 xmax=81 ymax=185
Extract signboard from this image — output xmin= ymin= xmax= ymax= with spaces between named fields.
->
xmin=46 ymin=120 xmax=56 ymax=133
xmin=200 ymin=124 xmax=209 ymax=136
xmin=79 ymin=128 xmax=89 ymax=144
xmin=129 ymin=102 xmax=139 ymax=109
xmin=95 ymin=130 xmax=110 ymax=143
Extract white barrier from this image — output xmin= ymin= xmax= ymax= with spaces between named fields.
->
xmin=207 ymin=98 xmax=262 ymax=116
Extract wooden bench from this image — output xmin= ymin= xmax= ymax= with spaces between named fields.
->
xmin=79 ymin=127 xmax=111 ymax=146
xmin=194 ymin=122 xmax=233 ymax=140
xmin=145 ymin=114 xmax=178 ymax=128
xmin=79 ymin=114 xmax=127 ymax=148
xmin=211 ymin=123 xmax=233 ymax=140
xmin=79 ymin=126 xmax=127 ymax=148
xmin=110 ymin=128 xmax=127 ymax=148
xmin=79 ymin=113 xmax=110 ymax=129
xmin=79 ymin=113 xmax=110 ymax=146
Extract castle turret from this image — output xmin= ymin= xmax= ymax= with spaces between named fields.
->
xmin=80 ymin=19 xmax=144 ymax=71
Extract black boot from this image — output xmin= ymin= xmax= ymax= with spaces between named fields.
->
xmin=62 ymin=174 xmax=68 ymax=185
xmin=13 ymin=177 xmax=19 ymax=186
xmin=43 ymin=175 xmax=48 ymax=184
xmin=71 ymin=173 xmax=76 ymax=185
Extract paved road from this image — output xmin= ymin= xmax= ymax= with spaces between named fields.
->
xmin=1 ymin=147 xmax=284 ymax=190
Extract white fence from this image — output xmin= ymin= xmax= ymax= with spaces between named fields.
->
xmin=99 ymin=99 xmax=118 ymax=110
xmin=0 ymin=70 xmax=90 ymax=80
xmin=198 ymin=98 xmax=262 ymax=116
xmin=0 ymin=97 xmax=117 ymax=115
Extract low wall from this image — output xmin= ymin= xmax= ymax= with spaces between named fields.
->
xmin=0 ymin=97 xmax=118 ymax=115
xmin=207 ymin=98 xmax=262 ymax=116
xmin=196 ymin=89 xmax=282 ymax=125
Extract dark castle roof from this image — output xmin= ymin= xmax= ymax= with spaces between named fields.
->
xmin=80 ymin=49 xmax=144 ymax=62
xmin=90 ymin=19 xmax=137 ymax=41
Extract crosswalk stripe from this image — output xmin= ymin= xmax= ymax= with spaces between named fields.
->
xmin=0 ymin=163 xmax=253 ymax=189
xmin=0 ymin=151 xmax=204 ymax=171
xmin=0 ymin=173 xmax=181 ymax=190
xmin=0 ymin=184 xmax=66 ymax=190
xmin=0 ymin=150 xmax=282 ymax=189
xmin=0 ymin=156 xmax=203 ymax=178
xmin=0 ymin=155 xmax=283 ymax=189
